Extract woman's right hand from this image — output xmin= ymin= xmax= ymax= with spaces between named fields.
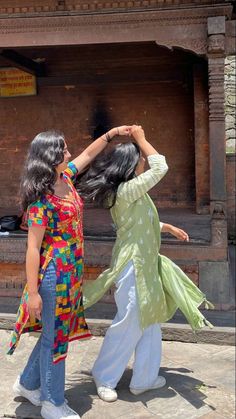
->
xmin=28 ymin=292 xmax=42 ymax=321
xmin=130 ymin=125 xmax=146 ymax=144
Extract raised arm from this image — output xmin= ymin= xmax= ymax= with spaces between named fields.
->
xmin=71 ymin=126 xmax=131 ymax=173
xmin=132 ymin=125 xmax=159 ymax=157
xmin=117 ymin=126 xmax=168 ymax=203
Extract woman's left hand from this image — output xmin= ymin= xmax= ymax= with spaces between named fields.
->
xmin=170 ymin=226 xmax=189 ymax=242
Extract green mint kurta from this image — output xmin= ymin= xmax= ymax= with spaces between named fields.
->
xmin=83 ymin=154 xmax=213 ymax=331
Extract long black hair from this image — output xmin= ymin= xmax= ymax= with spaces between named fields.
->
xmin=78 ymin=142 xmax=141 ymax=208
xmin=21 ymin=130 xmax=65 ymax=210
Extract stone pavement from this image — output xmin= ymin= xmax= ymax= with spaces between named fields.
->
xmin=0 ymin=330 xmax=235 ymax=419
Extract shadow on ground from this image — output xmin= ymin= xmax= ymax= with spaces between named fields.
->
xmin=11 ymin=367 xmax=217 ymax=418
xmin=61 ymin=367 xmax=216 ymax=417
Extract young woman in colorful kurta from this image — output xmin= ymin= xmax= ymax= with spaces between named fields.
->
xmin=79 ymin=125 xmax=213 ymax=403
xmin=8 ymin=127 xmax=131 ymax=419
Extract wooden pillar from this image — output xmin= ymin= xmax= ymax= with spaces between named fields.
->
xmin=207 ymin=16 xmax=228 ymax=248
xmin=193 ymin=63 xmax=210 ymax=214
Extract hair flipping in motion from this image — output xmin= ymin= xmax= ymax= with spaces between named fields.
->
xmin=21 ymin=130 xmax=65 ymax=210
xmin=78 ymin=142 xmax=140 ymax=208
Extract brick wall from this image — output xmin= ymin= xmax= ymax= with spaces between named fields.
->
xmin=0 ymin=44 xmax=218 ymax=308
xmin=0 ymin=258 xmax=231 ymax=310
xmin=0 ymin=82 xmax=195 ymax=216
xmin=0 ymin=261 xmax=199 ymax=303
xmin=0 ymin=263 xmax=25 ymax=298
xmin=0 ymin=42 xmax=199 ymax=216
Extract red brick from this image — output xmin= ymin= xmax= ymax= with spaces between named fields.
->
xmin=0 ymin=44 xmax=200 ymax=215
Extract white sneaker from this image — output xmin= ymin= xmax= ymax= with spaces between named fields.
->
xmin=96 ymin=386 xmax=118 ymax=402
xmin=130 ymin=376 xmax=166 ymax=395
xmin=41 ymin=401 xmax=80 ymax=419
xmin=13 ymin=375 xmax=41 ymax=406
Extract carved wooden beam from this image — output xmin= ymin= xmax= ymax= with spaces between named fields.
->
xmin=0 ymin=49 xmax=46 ymax=76
xmin=0 ymin=6 xmax=233 ymax=54
xmin=193 ymin=63 xmax=210 ymax=215
xmin=207 ymin=16 xmax=228 ymax=246
xmin=0 ymin=1 xmax=233 ymax=16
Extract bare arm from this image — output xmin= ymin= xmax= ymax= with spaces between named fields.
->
xmin=117 ymin=125 xmax=168 ymax=203
xmin=26 ymin=226 xmax=46 ymax=320
xmin=71 ymin=125 xmax=132 ymax=173
xmin=131 ymin=125 xmax=159 ymax=157
xmin=161 ymin=223 xmax=189 ymax=241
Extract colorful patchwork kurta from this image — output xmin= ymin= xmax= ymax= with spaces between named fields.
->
xmin=8 ymin=162 xmax=91 ymax=363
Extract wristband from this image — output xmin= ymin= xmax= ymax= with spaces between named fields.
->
xmin=105 ymin=132 xmax=112 ymax=143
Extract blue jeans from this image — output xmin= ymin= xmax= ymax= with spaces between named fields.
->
xmin=20 ymin=262 xmax=65 ymax=406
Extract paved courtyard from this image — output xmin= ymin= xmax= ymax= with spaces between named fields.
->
xmin=0 ymin=330 xmax=235 ymax=418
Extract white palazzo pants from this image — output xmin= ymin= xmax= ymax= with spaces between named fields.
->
xmin=92 ymin=261 xmax=162 ymax=390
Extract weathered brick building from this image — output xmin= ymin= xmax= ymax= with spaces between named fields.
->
xmin=0 ymin=0 xmax=235 ymax=309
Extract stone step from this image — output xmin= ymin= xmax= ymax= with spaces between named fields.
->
xmin=1 ymin=297 xmax=235 ymax=326
xmin=1 ymin=307 xmax=235 ymax=346
xmin=89 ymin=318 xmax=235 ymax=346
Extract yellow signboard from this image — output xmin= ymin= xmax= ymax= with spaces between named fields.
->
xmin=0 ymin=67 xmax=37 ymax=97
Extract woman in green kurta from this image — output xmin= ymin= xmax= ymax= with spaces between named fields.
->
xmin=79 ymin=125 xmax=213 ymax=402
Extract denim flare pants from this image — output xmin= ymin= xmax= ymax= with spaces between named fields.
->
xmin=20 ymin=262 xmax=65 ymax=406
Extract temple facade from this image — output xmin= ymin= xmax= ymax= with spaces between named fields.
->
xmin=0 ymin=0 xmax=235 ymax=309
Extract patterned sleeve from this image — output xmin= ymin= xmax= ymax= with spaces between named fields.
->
xmin=63 ymin=161 xmax=78 ymax=184
xmin=117 ymin=154 xmax=168 ymax=204
xmin=27 ymin=199 xmax=51 ymax=228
